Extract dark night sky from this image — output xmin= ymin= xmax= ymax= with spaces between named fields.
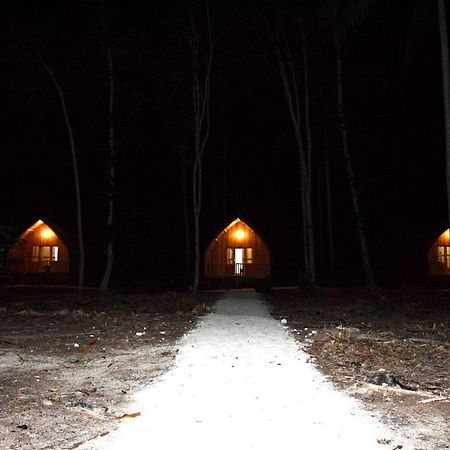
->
xmin=0 ymin=0 xmax=448 ymax=286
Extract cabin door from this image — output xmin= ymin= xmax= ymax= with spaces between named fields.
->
xmin=234 ymin=248 xmax=244 ymax=275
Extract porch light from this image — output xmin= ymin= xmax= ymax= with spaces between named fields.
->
xmin=234 ymin=229 xmax=245 ymax=240
xmin=40 ymin=228 xmax=53 ymax=239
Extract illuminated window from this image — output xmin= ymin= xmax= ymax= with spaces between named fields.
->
xmin=245 ymin=248 xmax=253 ymax=264
xmin=31 ymin=245 xmax=59 ymax=264
xmin=41 ymin=246 xmax=51 ymax=261
xmin=437 ymin=246 xmax=450 ymax=268
xmin=226 ymin=248 xmax=233 ymax=265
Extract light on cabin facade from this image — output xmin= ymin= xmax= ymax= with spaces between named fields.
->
xmin=40 ymin=228 xmax=53 ymax=239
xmin=205 ymin=218 xmax=270 ymax=280
xmin=8 ymin=219 xmax=70 ymax=277
xmin=234 ymin=229 xmax=246 ymax=240
xmin=429 ymin=228 xmax=450 ymax=275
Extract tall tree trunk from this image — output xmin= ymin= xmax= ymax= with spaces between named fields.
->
xmin=192 ymin=159 xmax=202 ymax=292
xmin=438 ymin=0 xmax=450 ymax=226
xmin=42 ymin=60 xmax=85 ymax=288
xmin=190 ymin=2 xmax=213 ymax=292
xmin=335 ymin=39 xmax=376 ymax=289
xmin=274 ymin=24 xmax=315 ymax=282
xmin=100 ymin=47 xmax=115 ymax=292
xmin=301 ymin=24 xmax=315 ymax=283
xmin=180 ymin=146 xmax=191 ymax=282
xmin=324 ymin=134 xmax=336 ymax=282
xmin=221 ymin=102 xmax=228 ymax=224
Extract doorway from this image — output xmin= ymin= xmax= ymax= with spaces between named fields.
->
xmin=234 ymin=248 xmax=244 ymax=275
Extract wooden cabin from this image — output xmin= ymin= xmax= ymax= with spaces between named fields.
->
xmin=428 ymin=228 xmax=450 ymax=276
xmin=205 ymin=218 xmax=270 ymax=279
xmin=9 ymin=220 xmax=70 ymax=277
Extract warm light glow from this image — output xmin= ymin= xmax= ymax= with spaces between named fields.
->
xmin=439 ymin=228 xmax=450 ymax=244
xmin=234 ymin=229 xmax=246 ymax=240
xmin=40 ymin=228 xmax=53 ymax=239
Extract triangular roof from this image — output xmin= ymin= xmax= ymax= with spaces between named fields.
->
xmin=18 ymin=219 xmax=65 ymax=244
xmin=206 ymin=217 xmax=269 ymax=252
xmin=19 ymin=219 xmax=45 ymax=239
xmin=223 ymin=218 xmax=254 ymax=233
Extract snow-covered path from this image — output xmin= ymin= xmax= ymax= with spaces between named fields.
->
xmin=82 ymin=291 xmax=402 ymax=450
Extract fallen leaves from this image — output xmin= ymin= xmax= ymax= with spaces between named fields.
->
xmin=115 ymin=412 xmax=141 ymax=421
xmin=269 ymin=289 xmax=450 ymax=446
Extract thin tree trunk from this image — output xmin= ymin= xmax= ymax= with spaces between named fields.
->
xmin=221 ymin=102 xmax=228 ymax=224
xmin=438 ymin=0 xmax=450 ymax=226
xmin=324 ymin=134 xmax=336 ymax=281
xmin=192 ymin=157 xmax=202 ymax=292
xmin=100 ymin=47 xmax=115 ymax=292
xmin=336 ymin=39 xmax=376 ymax=289
xmin=287 ymin=58 xmax=310 ymax=275
xmin=191 ymin=2 xmax=213 ymax=292
xmin=274 ymin=27 xmax=314 ymax=282
xmin=181 ymin=147 xmax=191 ymax=281
xmin=301 ymin=24 xmax=315 ymax=283
xmin=42 ymin=60 xmax=85 ymax=288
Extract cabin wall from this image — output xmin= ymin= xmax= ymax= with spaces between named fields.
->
xmin=10 ymin=223 xmax=70 ymax=274
xmin=205 ymin=221 xmax=270 ymax=279
xmin=428 ymin=229 xmax=450 ymax=276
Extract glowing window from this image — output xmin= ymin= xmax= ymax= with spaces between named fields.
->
xmin=226 ymin=248 xmax=233 ymax=264
xmin=245 ymin=248 xmax=253 ymax=264
xmin=32 ymin=246 xmax=39 ymax=262
xmin=41 ymin=246 xmax=51 ymax=261
xmin=52 ymin=246 xmax=59 ymax=262
xmin=437 ymin=246 xmax=450 ymax=268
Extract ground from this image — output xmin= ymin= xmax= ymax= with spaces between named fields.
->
xmin=269 ymin=287 xmax=450 ymax=449
xmin=0 ymin=287 xmax=213 ymax=450
xmin=0 ymin=286 xmax=448 ymax=449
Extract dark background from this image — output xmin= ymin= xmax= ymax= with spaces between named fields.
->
xmin=0 ymin=0 xmax=447 ymax=287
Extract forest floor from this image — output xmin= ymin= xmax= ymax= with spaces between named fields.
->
xmin=0 ymin=287 xmax=214 ymax=450
xmin=268 ymin=287 xmax=450 ymax=449
xmin=0 ymin=286 xmax=448 ymax=449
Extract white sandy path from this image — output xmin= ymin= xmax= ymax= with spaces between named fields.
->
xmin=81 ymin=291 xmax=403 ymax=450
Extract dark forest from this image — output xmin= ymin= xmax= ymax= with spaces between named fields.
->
xmin=0 ymin=0 xmax=447 ymax=288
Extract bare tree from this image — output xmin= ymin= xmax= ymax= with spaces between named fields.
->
xmin=99 ymin=46 xmax=115 ymax=292
xmin=40 ymin=55 xmax=85 ymax=288
xmin=323 ymin=134 xmax=336 ymax=281
xmin=190 ymin=1 xmax=213 ymax=292
xmin=181 ymin=146 xmax=192 ymax=282
xmin=335 ymin=39 xmax=376 ymax=289
xmin=437 ymin=0 xmax=450 ymax=225
xmin=317 ymin=0 xmax=376 ymax=288
xmin=272 ymin=18 xmax=316 ymax=283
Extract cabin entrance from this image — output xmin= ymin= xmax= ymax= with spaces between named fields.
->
xmin=227 ymin=247 xmax=253 ymax=276
xmin=234 ymin=248 xmax=244 ymax=275
xmin=205 ymin=218 xmax=270 ymax=280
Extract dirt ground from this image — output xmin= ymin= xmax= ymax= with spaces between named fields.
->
xmin=268 ymin=287 xmax=450 ymax=450
xmin=0 ymin=287 xmax=213 ymax=450
xmin=0 ymin=286 xmax=448 ymax=450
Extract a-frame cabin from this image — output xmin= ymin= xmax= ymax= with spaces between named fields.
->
xmin=428 ymin=228 xmax=450 ymax=276
xmin=205 ymin=218 xmax=270 ymax=280
xmin=8 ymin=219 xmax=70 ymax=278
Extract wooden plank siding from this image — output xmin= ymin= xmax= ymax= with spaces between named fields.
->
xmin=205 ymin=218 xmax=270 ymax=279
xmin=428 ymin=228 xmax=450 ymax=276
xmin=9 ymin=220 xmax=70 ymax=275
